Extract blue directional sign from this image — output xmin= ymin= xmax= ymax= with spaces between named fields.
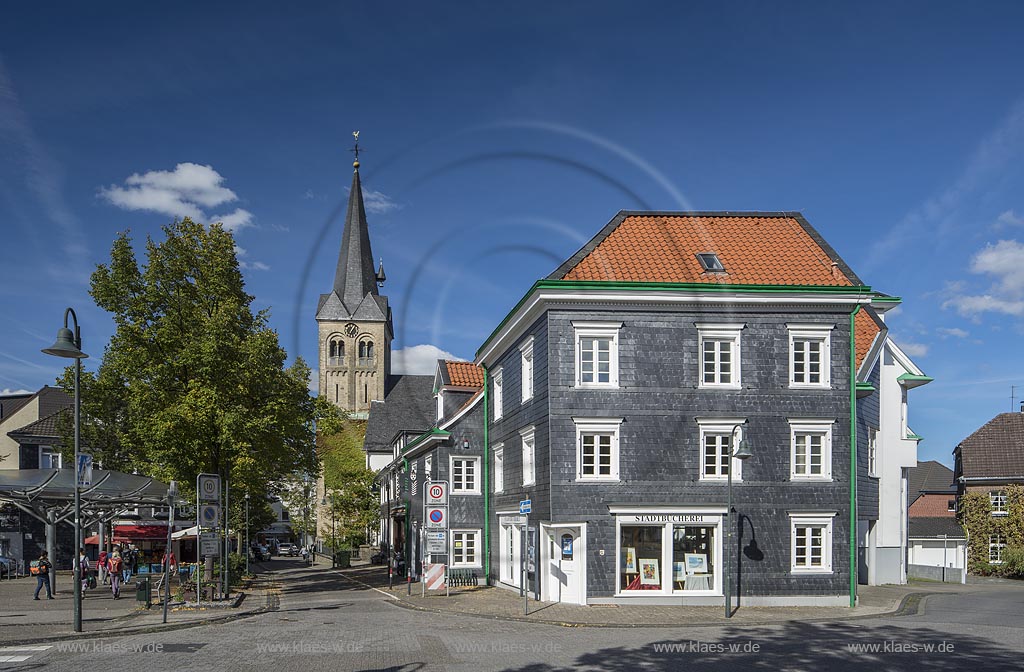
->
xmin=519 ymin=499 xmax=531 ymax=514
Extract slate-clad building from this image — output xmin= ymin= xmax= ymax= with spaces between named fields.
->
xmin=475 ymin=211 xmax=900 ymax=606
xmin=344 ymin=166 xmax=929 ymax=604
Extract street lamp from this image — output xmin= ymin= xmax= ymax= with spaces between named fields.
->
xmin=321 ymin=495 xmax=336 ymax=568
xmin=162 ymin=480 xmax=178 ymax=624
xmin=41 ymin=307 xmax=88 ymax=633
xmin=244 ymin=493 xmax=250 ymax=574
xmin=724 ymin=423 xmax=753 ymax=619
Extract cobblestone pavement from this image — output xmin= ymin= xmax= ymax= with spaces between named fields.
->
xmin=7 ymin=559 xmax=1024 ymax=671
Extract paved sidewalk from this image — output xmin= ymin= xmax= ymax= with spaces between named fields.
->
xmin=339 ymin=565 xmax=1008 ymax=627
xmin=0 ymin=567 xmax=272 ymax=644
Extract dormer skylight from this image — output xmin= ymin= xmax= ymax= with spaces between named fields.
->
xmin=696 ymin=253 xmax=726 ymax=273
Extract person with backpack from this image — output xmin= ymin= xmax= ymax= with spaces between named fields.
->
xmin=121 ymin=546 xmax=134 ymax=584
xmin=32 ymin=551 xmax=54 ymax=600
xmin=108 ymin=551 xmax=123 ymax=599
xmin=97 ymin=550 xmax=109 ymax=585
xmin=77 ymin=547 xmax=91 ymax=594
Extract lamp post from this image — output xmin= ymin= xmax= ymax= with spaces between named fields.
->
xmin=724 ymin=423 xmax=753 ymax=619
xmin=42 ymin=307 xmax=88 ymax=633
xmin=162 ymin=480 xmax=178 ymax=624
xmin=244 ymin=493 xmax=250 ymax=575
xmin=321 ymin=495 xmax=336 ymax=568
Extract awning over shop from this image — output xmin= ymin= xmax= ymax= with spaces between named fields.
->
xmin=113 ymin=524 xmax=168 ymax=540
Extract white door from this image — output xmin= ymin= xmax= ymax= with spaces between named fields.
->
xmin=545 ymin=525 xmax=585 ymax=605
xmin=501 ymin=523 xmax=521 ymax=588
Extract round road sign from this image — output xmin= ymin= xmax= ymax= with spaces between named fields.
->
xmin=428 ymin=509 xmax=444 ymax=524
xmin=429 ymin=484 xmax=444 ymax=500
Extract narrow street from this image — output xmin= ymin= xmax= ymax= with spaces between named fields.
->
xmin=4 ymin=558 xmax=1023 ymax=671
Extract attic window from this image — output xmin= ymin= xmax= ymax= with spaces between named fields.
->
xmin=696 ymin=253 xmax=725 ymax=273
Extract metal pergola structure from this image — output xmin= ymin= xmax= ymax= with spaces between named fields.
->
xmin=0 ymin=468 xmax=170 ymax=583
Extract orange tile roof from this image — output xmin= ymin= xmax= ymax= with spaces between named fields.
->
xmin=445 ymin=361 xmax=484 ymax=389
xmin=558 ymin=213 xmax=856 ymax=287
xmin=854 ymin=308 xmax=883 ymax=370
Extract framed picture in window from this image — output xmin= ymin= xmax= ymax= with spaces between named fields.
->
xmin=639 ymin=558 xmax=660 ymax=585
xmin=672 ymin=562 xmax=687 ymax=581
xmin=685 ymin=553 xmax=708 ymax=574
xmin=623 ymin=547 xmax=637 ymax=573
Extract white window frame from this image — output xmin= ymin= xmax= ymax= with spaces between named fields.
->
xmin=989 ymin=534 xmax=1006 ymax=564
xmin=789 ymin=512 xmax=835 ymax=574
xmin=788 ymin=419 xmax=834 ymax=481
xmin=990 ymin=490 xmax=1008 ymax=516
xmin=520 ymin=426 xmax=536 ymax=486
xmin=520 ymin=337 xmax=534 ymax=403
xmin=493 ymin=444 xmax=504 ymax=493
xmin=451 ymin=529 xmax=482 ymax=567
xmin=787 ymin=323 xmax=833 ymax=389
xmin=38 ymin=445 xmax=62 ymax=470
xmin=697 ymin=323 xmax=744 ymax=389
xmin=574 ymin=417 xmax=622 ymax=482
xmin=435 ymin=392 xmax=444 ymax=422
xmin=450 ymin=456 xmax=481 ymax=495
xmin=492 ymin=367 xmax=503 ymax=421
xmin=425 ymin=455 xmax=432 ymax=481
xmin=696 ymin=418 xmax=746 ymax=482
xmin=867 ymin=427 xmax=878 ymax=478
xmin=573 ymin=321 xmax=621 ymax=389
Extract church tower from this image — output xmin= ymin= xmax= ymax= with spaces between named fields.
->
xmin=316 ymin=136 xmax=391 ymax=418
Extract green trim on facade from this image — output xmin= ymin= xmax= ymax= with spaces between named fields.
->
xmin=906 ymin=433 xmax=924 ymax=441
xmin=483 ymin=365 xmax=491 ymax=579
xmin=400 ymin=427 xmax=450 ymax=458
xmin=476 ymin=279 xmax=877 ymax=360
xmin=849 ymin=306 xmax=859 ymax=608
xmin=897 ymin=374 xmax=934 ymax=383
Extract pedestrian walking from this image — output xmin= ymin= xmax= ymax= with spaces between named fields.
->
xmin=97 ymin=550 xmax=109 ymax=585
xmin=109 ymin=551 xmax=123 ymax=599
xmin=32 ymin=551 xmax=54 ymax=600
xmin=77 ymin=547 xmax=91 ymax=594
xmin=122 ymin=546 xmax=134 ymax=584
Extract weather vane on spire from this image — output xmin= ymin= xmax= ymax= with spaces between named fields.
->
xmin=350 ymin=130 xmax=362 ymax=170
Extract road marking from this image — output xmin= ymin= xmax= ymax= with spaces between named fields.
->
xmin=0 ymin=644 xmax=52 ymax=663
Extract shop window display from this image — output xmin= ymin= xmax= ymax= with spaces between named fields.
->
xmin=672 ymin=525 xmax=714 ymax=591
xmin=620 ymin=525 xmax=661 ymax=591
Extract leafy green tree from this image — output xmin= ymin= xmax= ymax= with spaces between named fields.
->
xmin=320 ymin=416 xmax=377 ymax=547
xmin=58 ymin=218 xmax=320 ymax=500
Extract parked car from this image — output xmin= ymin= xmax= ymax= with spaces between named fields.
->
xmin=278 ymin=543 xmax=297 ymax=556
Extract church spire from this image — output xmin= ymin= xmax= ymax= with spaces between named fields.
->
xmin=332 ymin=131 xmax=379 ymax=310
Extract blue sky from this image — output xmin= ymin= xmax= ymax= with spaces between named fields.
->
xmin=2 ymin=2 xmax=1023 ymax=466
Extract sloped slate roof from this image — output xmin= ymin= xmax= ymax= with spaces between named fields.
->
xmin=957 ymin=413 xmax=1024 ymax=479
xmin=363 ymin=375 xmax=435 ymax=454
xmin=907 ymin=461 xmax=956 ymax=504
xmin=908 ymin=517 xmax=965 ymax=539
xmin=0 ymin=393 xmax=33 ymax=421
xmin=550 ymin=211 xmax=863 ymax=287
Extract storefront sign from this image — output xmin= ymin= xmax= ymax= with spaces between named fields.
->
xmin=627 ymin=514 xmax=711 ymax=524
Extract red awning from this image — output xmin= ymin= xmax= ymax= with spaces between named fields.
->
xmin=113 ymin=524 xmax=169 ymax=540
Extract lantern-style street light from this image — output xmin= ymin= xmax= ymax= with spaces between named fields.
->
xmin=725 ymin=423 xmax=753 ymax=619
xmin=41 ymin=308 xmax=88 ymax=633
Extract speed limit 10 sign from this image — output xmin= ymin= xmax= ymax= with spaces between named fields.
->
xmin=426 ymin=481 xmax=448 ymax=506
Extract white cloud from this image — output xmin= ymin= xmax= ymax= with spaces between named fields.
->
xmin=210 ymin=208 xmax=254 ymax=232
xmin=936 ymin=327 xmax=969 ymax=339
xmin=239 ymin=260 xmax=270 ymax=271
xmin=303 ymin=189 xmax=315 ymax=200
xmin=943 ymin=240 xmax=1024 ymax=317
xmin=0 ymin=388 xmax=32 ymax=396
xmin=899 ymin=342 xmax=929 ymax=357
xmin=392 ymin=344 xmax=463 ymax=375
xmin=100 ymin=162 xmax=255 ymax=231
xmin=996 ymin=210 xmax=1024 ymax=228
xmin=361 ymin=188 xmax=400 ymax=215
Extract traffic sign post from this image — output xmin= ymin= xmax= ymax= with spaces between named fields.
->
xmin=198 ymin=474 xmax=221 ymax=502
xmin=199 ymin=504 xmax=220 ymax=528
xmin=423 ymin=481 xmax=451 ymax=596
xmin=519 ymin=499 xmax=531 ymax=515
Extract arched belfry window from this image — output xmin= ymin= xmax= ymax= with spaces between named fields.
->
xmin=328 ymin=337 xmax=344 ymax=366
xmin=358 ymin=339 xmax=375 ymax=366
